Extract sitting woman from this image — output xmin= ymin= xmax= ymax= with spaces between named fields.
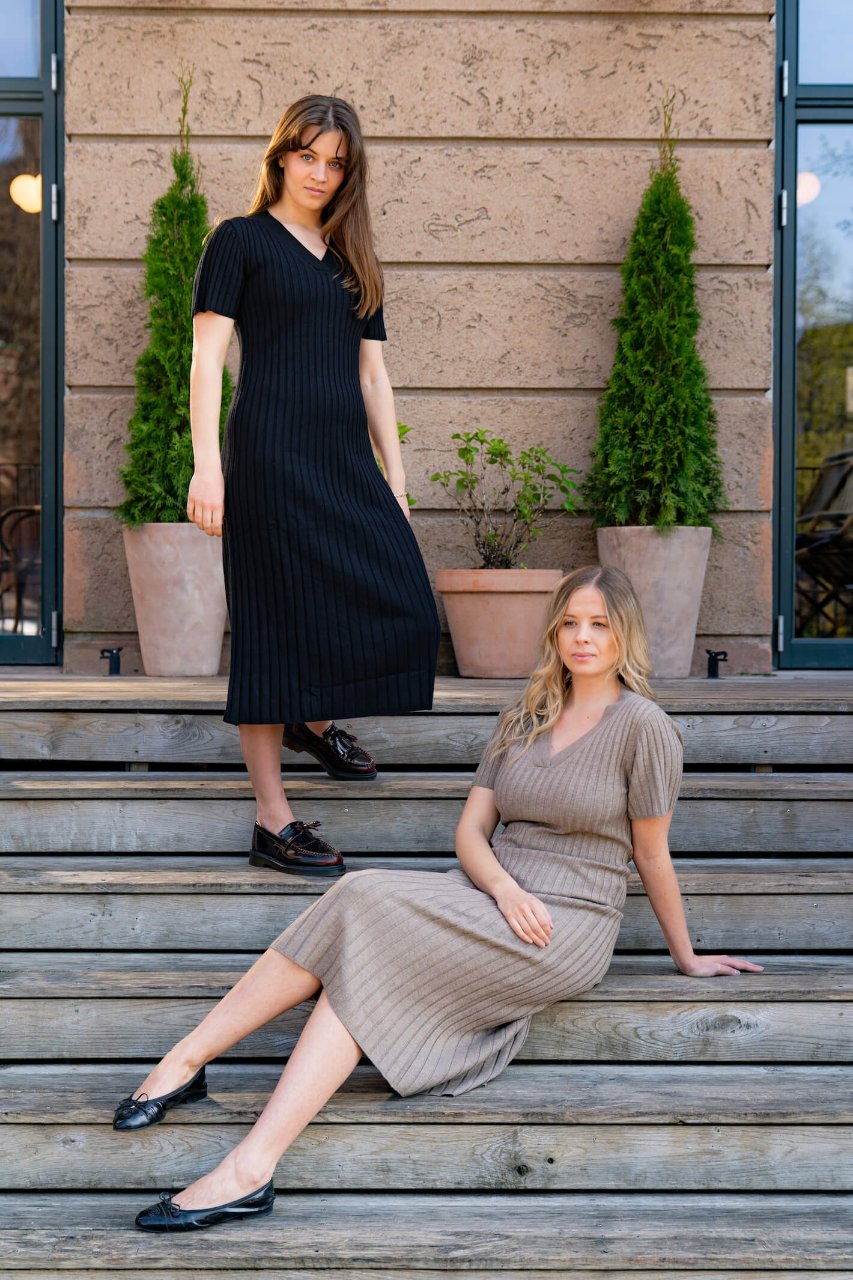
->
xmin=116 ymin=564 xmax=762 ymax=1232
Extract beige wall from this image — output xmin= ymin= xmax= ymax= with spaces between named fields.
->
xmin=63 ymin=0 xmax=777 ymax=675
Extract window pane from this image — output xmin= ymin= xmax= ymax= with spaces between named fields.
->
xmin=0 ymin=0 xmax=41 ymax=78
xmin=0 ymin=118 xmax=42 ymax=635
xmin=794 ymin=123 xmax=853 ymax=640
xmin=799 ymin=0 xmax=853 ymax=84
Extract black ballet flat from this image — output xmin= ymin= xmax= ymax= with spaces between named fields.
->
xmin=113 ymin=1065 xmax=208 ymax=1130
xmin=135 ymin=1179 xmax=275 ymax=1232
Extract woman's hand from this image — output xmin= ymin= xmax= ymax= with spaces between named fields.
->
xmin=395 ymin=492 xmax=411 ymax=523
xmin=495 ymin=882 xmax=553 ymax=948
xmin=187 ymin=467 xmax=225 ymax=537
xmin=677 ymin=953 xmax=765 ymax=977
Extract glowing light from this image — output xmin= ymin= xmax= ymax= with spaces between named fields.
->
xmin=9 ymin=172 xmax=41 ymax=214
xmin=796 ymin=171 xmax=821 ymax=207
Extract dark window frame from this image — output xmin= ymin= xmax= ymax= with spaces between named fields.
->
xmin=0 ymin=0 xmax=63 ymax=664
xmin=774 ymin=0 xmax=853 ymax=667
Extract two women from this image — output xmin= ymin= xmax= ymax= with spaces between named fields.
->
xmin=115 ymin=565 xmax=762 ymax=1232
xmin=188 ymin=95 xmax=440 ymax=873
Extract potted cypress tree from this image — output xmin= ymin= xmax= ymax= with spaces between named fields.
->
xmin=430 ymin=428 xmax=578 ymax=677
xmin=582 ymin=100 xmax=727 ymax=677
xmin=118 ymin=70 xmax=232 ymax=676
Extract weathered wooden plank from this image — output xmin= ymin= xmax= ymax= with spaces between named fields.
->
xmin=1 ymin=890 xmax=844 ymax=951
xmin=2 ymin=710 xmax=850 ymax=766
xmin=4 ymin=1064 xmax=848 ymax=1126
xmin=0 ymin=673 xmax=849 ymax=713
xmin=0 ymin=1273 xmax=846 ymax=1280
xmin=2 ymin=770 xmax=848 ymax=800
xmin=0 ymin=796 xmax=849 ymax=853
xmin=3 ymin=999 xmax=846 ymax=1061
xmin=3 ymin=952 xmax=846 ymax=1001
xmin=5 ymin=1122 xmax=848 ymax=1191
xmin=3 ymin=855 xmax=848 ymax=894
xmin=0 ymin=1192 xmax=848 ymax=1268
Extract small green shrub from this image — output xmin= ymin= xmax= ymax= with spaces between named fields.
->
xmin=117 ymin=69 xmax=232 ymax=525
xmin=581 ymin=99 xmax=727 ymax=535
xmin=431 ymin=428 xmax=578 ymax=569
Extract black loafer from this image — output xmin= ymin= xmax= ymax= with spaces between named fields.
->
xmin=135 ymin=1179 xmax=275 ymax=1232
xmin=249 ymin=819 xmax=346 ymax=877
xmin=113 ymin=1066 xmax=207 ymax=1130
xmin=283 ymin=721 xmax=377 ymax=780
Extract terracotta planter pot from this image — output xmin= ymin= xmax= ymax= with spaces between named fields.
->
xmin=123 ymin=524 xmax=227 ymax=676
xmin=596 ymin=526 xmax=712 ymax=678
xmin=435 ymin=568 xmax=563 ymax=678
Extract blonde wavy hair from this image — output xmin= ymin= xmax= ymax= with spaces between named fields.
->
xmin=488 ymin=565 xmax=654 ymax=763
xmin=248 ymin=95 xmax=383 ymax=319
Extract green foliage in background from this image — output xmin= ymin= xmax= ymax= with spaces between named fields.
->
xmin=117 ymin=69 xmax=232 ymax=524
xmin=581 ymin=98 xmax=727 ymax=534
xmin=431 ymin=428 xmax=578 ymax=569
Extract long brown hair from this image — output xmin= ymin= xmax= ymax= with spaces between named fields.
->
xmin=248 ymin=95 xmax=383 ymax=319
xmin=489 ymin=565 xmax=654 ymax=762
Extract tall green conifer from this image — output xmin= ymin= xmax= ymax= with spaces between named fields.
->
xmin=117 ymin=69 xmax=232 ymax=524
xmin=581 ymin=100 xmax=727 ymax=533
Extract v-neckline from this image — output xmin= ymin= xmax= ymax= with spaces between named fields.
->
xmin=263 ymin=209 xmax=331 ymax=266
xmin=542 ymin=688 xmax=628 ymax=766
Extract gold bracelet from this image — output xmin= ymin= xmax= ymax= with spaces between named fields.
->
xmin=393 ymin=490 xmax=407 ymax=498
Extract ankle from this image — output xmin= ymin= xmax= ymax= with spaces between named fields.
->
xmin=231 ymin=1142 xmax=277 ymax=1190
xmin=256 ymin=811 xmax=295 ymax=836
xmin=166 ymin=1040 xmax=206 ymax=1079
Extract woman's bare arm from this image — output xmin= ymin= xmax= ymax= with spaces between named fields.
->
xmin=359 ymin=339 xmax=408 ymax=519
xmin=631 ymin=814 xmax=764 ymax=977
xmin=187 ymin=312 xmax=234 ymax=537
xmin=455 ymin=785 xmax=553 ymax=948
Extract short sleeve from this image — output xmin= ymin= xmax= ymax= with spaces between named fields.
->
xmin=627 ymin=711 xmax=683 ymax=820
xmin=362 ymin=303 xmax=387 ymax=341
xmin=192 ymin=220 xmax=245 ymax=320
xmin=471 ymin=718 xmax=504 ymax=791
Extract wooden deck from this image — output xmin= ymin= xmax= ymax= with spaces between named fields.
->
xmin=0 ymin=674 xmax=850 ymax=1274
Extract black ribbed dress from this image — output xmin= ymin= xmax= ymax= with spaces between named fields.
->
xmin=191 ymin=212 xmax=440 ymax=725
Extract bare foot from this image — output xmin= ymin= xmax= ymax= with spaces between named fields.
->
xmin=131 ymin=1047 xmax=201 ymax=1102
xmin=171 ymin=1147 xmax=274 ymax=1211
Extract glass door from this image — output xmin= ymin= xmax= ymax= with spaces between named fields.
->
xmin=776 ymin=0 xmax=853 ymax=665
xmin=0 ymin=0 xmax=61 ymax=663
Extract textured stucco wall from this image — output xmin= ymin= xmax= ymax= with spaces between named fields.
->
xmin=63 ymin=0 xmax=777 ymax=675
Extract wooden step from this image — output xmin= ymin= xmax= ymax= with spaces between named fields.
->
xmin=4 ymin=952 xmax=849 ymax=1000
xmin=3 ymin=710 xmax=852 ymax=767
xmin=2 ymin=1064 xmax=849 ymax=1192
xmin=2 ymin=859 xmax=848 ymax=950
xmin=3 ymin=672 xmax=850 ymax=712
xmin=1 ymin=771 xmax=849 ymax=852
xmin=5 ymin=1063 xmax=848 ymax=1124
xmin=11 ymin=998 xmax=842 ymax=1062
xmin=0 ymin=1192 xmax=849 ymax=1270
xmin=3 ymin=856 xmax=849 ymax=894
xmin=5 ymin=1121 xmax=848 ymax=1192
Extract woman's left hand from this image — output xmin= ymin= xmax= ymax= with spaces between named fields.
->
xmin=677 ymin=953 xmax=765 ymax=977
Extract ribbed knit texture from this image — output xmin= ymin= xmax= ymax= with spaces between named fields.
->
xmin=271 ymin=689 xmax=684 ymax=1096
xmin=191 ymin=212 xmax=440 ymax=724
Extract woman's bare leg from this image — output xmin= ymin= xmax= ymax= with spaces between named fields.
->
xmin=240 ymin=724 xmax=293 ymax=833
xmin=132 ymin=949 xmax=320 ymax=1100
xmin=241 ymin=721 xmax=333 ymax=832
xmin=169 ymin=990 xmax=361 ymax=1210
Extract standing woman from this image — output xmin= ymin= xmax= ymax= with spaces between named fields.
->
xmin=188 ymin=96 xmax=440 ymax=874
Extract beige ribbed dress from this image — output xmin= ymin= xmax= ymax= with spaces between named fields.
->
xmin=270 ymin=688 xmax=683 ymax=1097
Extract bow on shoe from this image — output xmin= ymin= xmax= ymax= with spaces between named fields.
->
xmin=114 ymin=1091 xmax=160 ymax=1123
xmin=156 ymin=1191 xmax=183 ymax=1221
xmin=325 ymin=724 xmax=373 ymax=764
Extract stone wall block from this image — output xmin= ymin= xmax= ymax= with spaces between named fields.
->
xmin=696 ymin=513 xmax=773 ymax=635
xmin=67 ymin=264 xmax=773 ymax=391
xmin=67 ymin=1 xmax=776 ymax=13
xmin=64 ymin=393 xmax=134 ymax=508
xmin=66 ymin=140 xmax=773 ymax=267
xmin=66 ymin=15 xmax=774 ymax=140
xmin=63 ymin=512 xmax=136 ymax=632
